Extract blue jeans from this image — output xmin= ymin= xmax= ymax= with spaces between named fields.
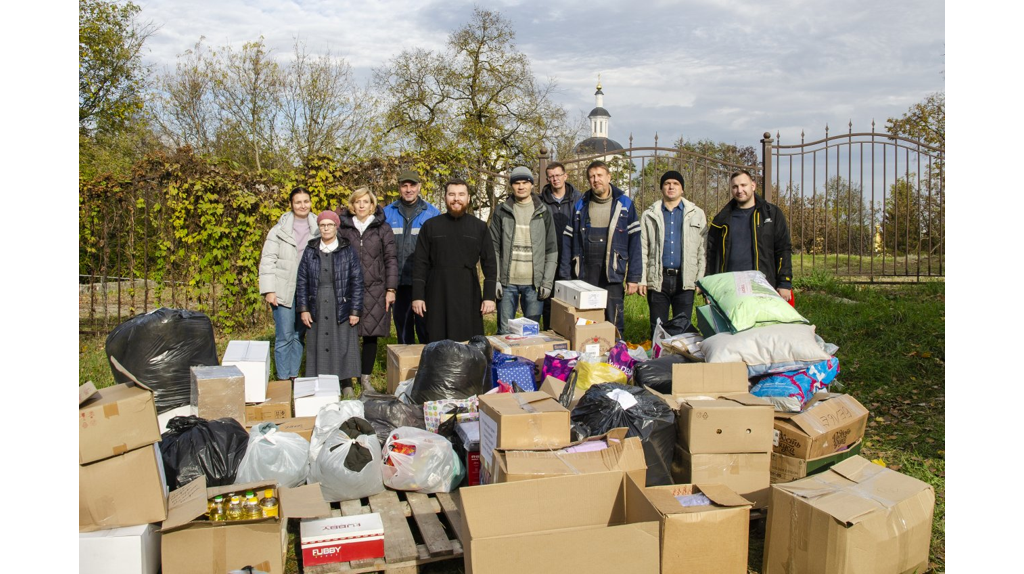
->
xmin=497 ymin=284 xmax=543 ymax=334
xmin=272 ymin=303 xmax=306 ymax=379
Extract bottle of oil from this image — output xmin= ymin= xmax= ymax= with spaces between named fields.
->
xmin=259 ymin=488 xmax=279 ymax=518
xmin=226 ymin=495 xmax=243 ymax=521
xmin=209 ymin=495 xmax=227 ymax=521
xmin=243 ymin=491 xmax=262 ymax=520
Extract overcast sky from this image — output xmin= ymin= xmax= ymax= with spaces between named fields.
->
xmin=136 ymin=0 xmax=944 ymax=152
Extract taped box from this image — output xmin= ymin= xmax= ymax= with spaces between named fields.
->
xmin=80 ymin=443 xmax=169 ymax=532
xmin=487 ymin=331 xmax=569 ymax=368
xmin=672 ymin=446 xmax=771 ymax=510
xmin=386 ymin=344 xmax=424 ymax=394
xmin=553 ymin=279 xmax=608 ymax=310
xmin=763 ymin=455 xmax=935 ymax=574
xmin=244 ymin=379 xmax=293 ymax=422
xmin=190 ymin=365 xmax=246 ymax=426
xmin=80 ymin=382 xmax=161 ymax=464
xmin=491 ymin=427 xmax=646 ymax=485
xmin=222 ymin=340 xmax=271 ymax=403
xmin=571 ymin=321 xmax=617 ymax=355
xmin=80 ymin=523 xmax=161 ymax=574
xmin=300 ymin=513 xmax=385 ymax=566
xmin=549 ymin=297 xmax=604 ymax=340
xmin=478 ymin=391 xmax=570 ymax=484
xmin=772 ymin=393 xmax=869 ymax=460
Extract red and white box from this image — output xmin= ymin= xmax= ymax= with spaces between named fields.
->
xmin=300 ymin=513 xmax=385 ymax=566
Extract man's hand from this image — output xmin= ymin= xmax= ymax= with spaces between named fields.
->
xmin=301 ymin=311 xmax=313 ymax=328
xmin=638 ymin=284 xmax=647 ymax=297
xmin=538 ymin=286 xmax=551 ymax=300
xmin=349 ymin=315 xmax=360 ymax=326
xmin=695 ymin=285 xmax=702 ymax=296
xmin=777 ymin=288 xmax=793 ymax=302
xmin=412 ymin=300 xmax=426 ymax=316
xmin=385 ymin=290 xmax=396 ymax=311
xmin=481 ymin=300 xmax=496 ymax=315
xmin=626 ymin=282 xmax=639 ymax=295
xmin=265 ymin=292 xmax=278 ymax=307
xmin=495 ymin=283 xmax=503 ymax=301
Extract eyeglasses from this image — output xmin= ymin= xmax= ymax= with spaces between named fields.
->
xmin=547 ymin=173 xmax=565 ymax=179
xmin=318 ymin=223 xmax=336 ymax=229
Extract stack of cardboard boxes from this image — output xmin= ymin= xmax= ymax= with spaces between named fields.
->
xmin=768 ymin=392 xmax=869 ymax=483
xmin=549 ymin=279 xmax=617 ymax=354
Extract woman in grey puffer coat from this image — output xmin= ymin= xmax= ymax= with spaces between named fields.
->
xmin=337 ymin=187 xmax=398 ymax=390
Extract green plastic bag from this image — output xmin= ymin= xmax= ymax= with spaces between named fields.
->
xmin=697 ymin=271 xmax=808 ymax=332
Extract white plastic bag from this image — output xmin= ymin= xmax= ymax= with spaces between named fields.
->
xmin=309 ymin=427 xmax=384 ymax=502
xmin=309 ymin=401 xmax=365 ymax=463
xmin=234 ymin=422 xmax=310 ymax=488
xmin=381 ymin=427 xmax=464 ymax=493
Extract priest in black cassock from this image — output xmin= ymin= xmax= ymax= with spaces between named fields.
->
xmin=411 ymin=177 xmax=498 ymax=342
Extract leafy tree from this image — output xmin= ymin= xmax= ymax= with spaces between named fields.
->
xmin=886 ymin=92 xmax=944 ymax=150
xmin=155 ymin=38 xmax=219 ymax=154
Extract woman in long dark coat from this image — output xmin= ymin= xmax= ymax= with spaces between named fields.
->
xmin=337 ymin=187 xmax=398 ymax=389
xmin=295 ymin=211 xmax=364 ymax=399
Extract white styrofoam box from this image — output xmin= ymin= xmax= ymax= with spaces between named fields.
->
xmin=508 ymin=317 xmax=540 ymax=336
xmin=222 ymin=340 xmax=271 ymax=403
xmin=553 ymin=280 xmax=608 ymax=310
xmin=80 ymin=523 xmax=161 ymax=574
xmin=294 ymin=375 xmax=342 ymax=417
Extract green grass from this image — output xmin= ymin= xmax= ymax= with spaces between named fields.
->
xmin=80 ymin=276 xmax=944 ymax=573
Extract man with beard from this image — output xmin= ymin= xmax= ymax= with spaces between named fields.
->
xmin=411 ymin=178 xmax=498 ymax=342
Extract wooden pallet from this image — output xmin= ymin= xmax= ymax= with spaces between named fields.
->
xmin=303 ymin=490 xmax=464 ymax=574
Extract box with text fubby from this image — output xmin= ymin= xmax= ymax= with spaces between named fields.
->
xmin=161 ymin=476 xmax=330 ymax=574
xmin=300 ymin=513 xmax=385 ymax=566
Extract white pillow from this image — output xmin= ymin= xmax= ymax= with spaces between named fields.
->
xmin=702 ymin=324 xmax=831 ymax=374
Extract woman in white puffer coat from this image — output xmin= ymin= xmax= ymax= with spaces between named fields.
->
xmin=259 ymin=187 xmax=320 ymax=380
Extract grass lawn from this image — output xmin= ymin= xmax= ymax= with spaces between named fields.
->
xmin=79 ymin=274 xmax=944 ymax=573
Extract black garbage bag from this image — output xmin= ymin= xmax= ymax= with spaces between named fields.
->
xmin=361 ymin=390 xmax=426 ymax=445
xmin=570 ymin=383 xmax=676 ymax=486
xmin=409 ymin=339 xmax=489 ymax=404
xmin=105 ymin=308 xmax=219 ymax=413
xmin=160 ymin=415 xmax=249 ymax=490
xmin=634 ymin=354 xmax=690 ymax=394
xmin=466 ymin=335 xmax=493 ymax=390
xmin=663 ymin=310 xmax=701 ymax=336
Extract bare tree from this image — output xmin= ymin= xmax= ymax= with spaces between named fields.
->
xmin=155 ymin=38 xmax=219 ymax=153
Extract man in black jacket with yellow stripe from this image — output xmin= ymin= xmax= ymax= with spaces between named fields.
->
xmin=706 ymin=170 xmax=794 ymax=301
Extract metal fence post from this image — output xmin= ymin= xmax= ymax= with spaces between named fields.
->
xmin=761 ymin=131 xmax=774 ymax=202
xmin=537 ymin=147 xmax=550 ymax=189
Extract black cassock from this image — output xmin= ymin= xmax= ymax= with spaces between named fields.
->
xmin=411 ymin=212 xmax=497 ymax=343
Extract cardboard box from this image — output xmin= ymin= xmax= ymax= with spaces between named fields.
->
xmin=658 ymin=362 xmax=750 ymax=397
xmin=386 ymin=344 xmax=425 ymax=394
xmin=508 ymin=317 xmax=540 ymax=336
xmin=695 ymin=304 xmax=731 ymax=336
xmin=677 ymin=395 xmax=774 ymax=454
xmin=672 ymin=447 xmax=771 ymax=509
xmin=549 ymin=297 xmax=605 ymax=339
xmin=478 ymin=391 xmax=571 ymax=482
xmin=491 ymin=427 xmax=647 ymax=485
xmin=640 ymin=483 xmax=752 ymax=574
xmin=80 ymin=444 xmax=169 ymax=532
xmin=487 ymin=331 xmax=570 ymax=368
xmin=300 ymin=514 xmax=385 ymax=566
xmin=294 ymin=375 xmax=341 ymax=417
xmin=554 ymin=279 xmax=608 ymax=310
xmin=249 ymin=416 xmax=316 ymax=441
xmin=571 ymin=320 xmax=617 ymax=354
xmin=190 ymin=365 xmax=246 ymax=425
xmin=244 ymin=379 xmax=293 ymax=422
xmin=80 ymin=383 xmax=161 ymax=464
xmin=161 ymin=476 xmax=330 ymax=574
xmin=460 ymin=471 xmax=660 ymax=574
xmin=538 ymin=375 xmax=581 ymax=411
xmin=80 ymin=381 xmax=99 ymax=404
xmin=763 ymin=456 xmax=935 ymax=574
xmin=770 ymin=439 xmax=863 ymax=484
xmin=222 ymin=340 xmax=271 ymax=403
xmin=772 ymin=393 xmax=869 ymax=460
xmin=80 ymin=523 xmax=161 ymax=574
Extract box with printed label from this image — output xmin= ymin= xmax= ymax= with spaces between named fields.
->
xmin=222 ymin=340 xmax=271 ymax=403
xmin=491 ymin=427 xmax=647 ymax=485
xmin=672 ymin=447 xmax=771 ymax=509
xmin=386 ymin=344 xmax=425 ymax=394
xmin=553 ymin=279 xmax=608 ymax=310
xmin=190 ymin=365 xmax=246 ymax=425
xmin=245 ymin=379 xmax=293 ymax=422
xmin=80 ymin=523 xmax=161 ymax=574
xmin=571 ymin=321 xmax=617 ymax=354
xmin=487 ymin=331 xmax=569 ymax=368
xmin=80 ymin=382 xmax=161 ymax=464
xmin=300 ymin=513 xmax=385 ymax=566
xmin=477 ymin=392 xmax=570 ymax=483
xmin=772 ymin=393 xmax=869 ymax=460
xmin=294 ymin=375 xmax=342 ymax=417
xmin=161 ymin=477 xmax=330 ymax=574
xmin=549 ymin=297 xmax=605 ymax=340
xmin=508 ymin=317 xmax=540 ymax=336
xmin=80 ymin=443 xmax=169 ymax=532
xmin=770 ymin=439 xmax=863 ymax=484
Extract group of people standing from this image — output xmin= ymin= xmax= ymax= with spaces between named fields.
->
xmin=258 ymin=161 xmax=792 ymax=395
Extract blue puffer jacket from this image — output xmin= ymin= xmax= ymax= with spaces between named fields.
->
xmin=383 ymin=198 xmax=441 ymax=285
xmin=295 ymin=237 xmax=364 ymax=322
xmin=558 ymin=185 xmax=642 ymax=284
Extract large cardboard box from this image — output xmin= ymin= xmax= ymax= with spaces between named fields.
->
xmin=300 ymin=514 xmax=385 ymax=566
xmin=763 ymin=456 xmax=935 ymax=574
xmin=672 ymin=447 xmax=771 ymax=509
xmin=640 ymin=483 xmax=752 ymax=574
xmin=80 ymin=444 xmax=169 ymax=532
xmin=161 ymin=476 xmax=330 ymax=574
xmin=487 ymin=331 xmax=570 ymax=368
xmin=80 ymin=383 xmax=161 ymax=464
xmin=222 ymin=340 xmax=271 ymax=403
xmin=460 ymin=471 xmax=660 ymax=574
xmin=190 ymin=365 xmax=246 ymax=425
xmin=538 ymin=375 xmax=582 ymax=411
xmin=491 ymin=427 xmax=647 ymax=485
xmin=677 ymin=395 xmax=774 ymax=454
xmin=571 ymin=321 xmax=617 ymax=354
xmin=80 ymin=523 xmax=161 ymax=574
xmin=550 ymin=297 xmax=604 ymax=339
xmin=294 ymin=375 xmax=341 ymax=417
xmin=244 ymin=379 xmax=293 ymax=422
xmin=773 ymin=393 xmax=869 ymax=460
xmin=250 ymin=416 xmax=316 ymax=441
xmin=478 ymin=391 xmax=571 ymax=482
xmin=553 ymin=279 xmax=608 ymax=310
xmin=386 ymin=344 xmax=424 ymax=394
xmin=770 ymin=439 xmax=864 ymax=484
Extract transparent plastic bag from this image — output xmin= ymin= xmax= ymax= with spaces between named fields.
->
xmin=309 ymin=419 xmax=385 ymax=502
xmin=309 ymin=401 xmax=365 ymax=464
xmin=235 ymin=422 xmax=310 ymax=488
xmin=382 ymin=427 xmax=464 ymax=493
